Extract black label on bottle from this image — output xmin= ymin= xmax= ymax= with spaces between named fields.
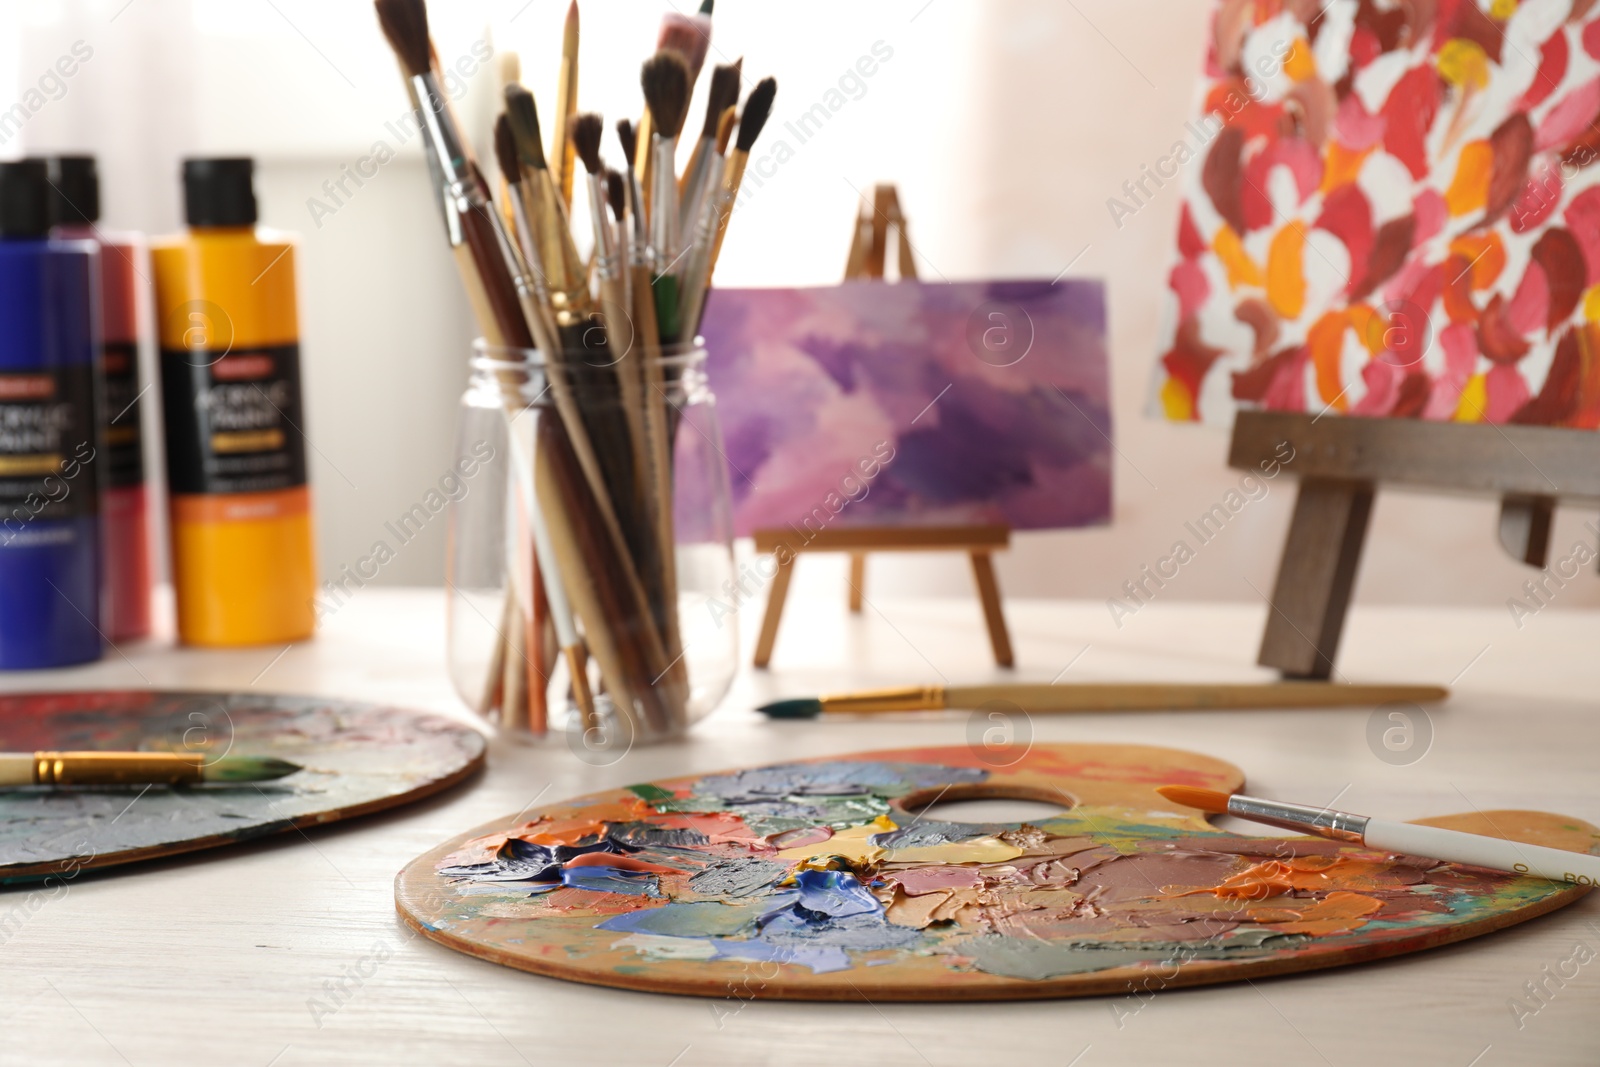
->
xmin=103 ymin=340 xmax=145 ymax=489
xmin=160 ymin=344 xmax=309 ymax=496
xmin=0 ymin=364 xmax=102 ymax=525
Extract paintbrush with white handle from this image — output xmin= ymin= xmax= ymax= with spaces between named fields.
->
xmin=1159 ymin=786 xmax=1600 ymax=887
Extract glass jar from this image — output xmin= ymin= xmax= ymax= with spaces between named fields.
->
xmin=446 ymin=339 xmax=737 ymax=751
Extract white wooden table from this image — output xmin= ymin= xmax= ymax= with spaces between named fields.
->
xmin=1 ymin=587 xmax=1596 ymax=1066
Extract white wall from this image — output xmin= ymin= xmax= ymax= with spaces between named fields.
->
xmin=7 ymin=0 xmax=1598 ymax=616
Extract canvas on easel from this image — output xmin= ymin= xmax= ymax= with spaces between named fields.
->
xmin=1154 ymin=1 xmax=1600 ymax=677
xmin=698 ymin=184 xmax=1113 ymax=668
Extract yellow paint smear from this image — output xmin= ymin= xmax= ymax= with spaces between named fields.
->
xmin=881 ymin=838 xmax=1026 ymax=865
xmin=1456 ymin=374 xmax=1489 ymax=421
xmin=1438 ymin=38 xmax=1491 ymax=90
xmin=1160 ymin=377 xmax=1195 ymax=421
xmin=1583 ymin=284 xmax=1600 ymax=322
xmin=776 ymin=815 xmax=896 ymax=866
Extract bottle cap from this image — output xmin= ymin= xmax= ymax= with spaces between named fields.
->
xmin=182 ymin=157 xmax=257 ymax=227
xmin=0 ymin=160 xmax=51 ymax=238
xmin=46 ymin=155 xmax=100 ymax=225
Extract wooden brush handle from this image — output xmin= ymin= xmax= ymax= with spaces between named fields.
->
xmin=943 ymin=683 xmax=1449 ymax=713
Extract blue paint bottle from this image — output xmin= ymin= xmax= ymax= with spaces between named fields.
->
xmin=0 ymin=160 xmax=104 ymax=668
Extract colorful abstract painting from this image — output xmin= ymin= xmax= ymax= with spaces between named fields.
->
xmin=395 ymin=744 xmax=1600 ymax=1000
xmin=1154 ymin=0 xmax=1600 ymax=427
xmin=699 ymin=280 xmax=1111 ymax=535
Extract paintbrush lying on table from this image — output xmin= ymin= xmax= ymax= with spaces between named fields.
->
xmin=0 ymin=751 xmax=301 ymax=787
xmin=1159 ymin=786 xmax=1600 ymax=886
xmin=757 ymin=682 xmax=1450 ymax=718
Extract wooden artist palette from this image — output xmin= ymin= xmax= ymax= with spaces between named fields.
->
xmin=0 ymin=690 xmax=484 ymax=883
xmin=397 ymin=744 xmax=1598 ymax=1001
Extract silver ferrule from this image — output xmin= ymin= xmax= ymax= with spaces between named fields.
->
xmin=1227 ymin=794 xmax=1369 ymax=844
xmin=677 ymin=139 xmax=717 ymax=240
xmin=586 ymin=174 xmax=621 ymax=282
xmin=409 ymin=72 xmax=472 ymax=185
xmin=625 ymin=170 xmax=650 ymax=265
xmin=650 ymin=134 xmax=680 ymax=270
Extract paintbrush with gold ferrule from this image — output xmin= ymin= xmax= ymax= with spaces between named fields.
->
xmin=1 ymin=752 xmax=301 ymax=787
xmin=757 ymin=682 xmax=1451 ymax=719
xmin=678 ymin=60 xmax=741 ymax=238
xmin=1158 ymin=786 xmax=1600 ymax=886
xmin=704 ymin=77 xmax=777 ymax=283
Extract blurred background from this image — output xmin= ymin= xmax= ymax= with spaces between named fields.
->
xmin=5 ymin=0 xmax=1595 ymax=612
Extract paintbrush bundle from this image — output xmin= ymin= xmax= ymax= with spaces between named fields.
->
xmin=375 ymin=0 xmax=775 ymax=744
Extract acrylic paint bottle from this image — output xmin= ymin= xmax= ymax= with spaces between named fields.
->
xmin=153 ymin=158 xmax=316 ymax=646
xmin=0 ymin=160 xmax=104 ymax=668
xmin=47 ymin=155 xmax=153 ymax=642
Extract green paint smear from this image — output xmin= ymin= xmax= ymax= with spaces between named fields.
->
xmin=627 ymin=784 xmax=679 ymax=807
xmin=963 ymin=931 xmax=1305 ymax=981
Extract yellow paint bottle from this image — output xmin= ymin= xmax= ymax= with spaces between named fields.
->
xmin=153 ymin=158 xmax=316 ymax=646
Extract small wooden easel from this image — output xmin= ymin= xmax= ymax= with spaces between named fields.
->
xmin=750 ymin=185 xmax=1016 ymax=669
xmin=1230 ymin=410 xmax=1600 ymax=679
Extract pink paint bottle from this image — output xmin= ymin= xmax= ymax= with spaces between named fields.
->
xmin=47 ymin=156 xmax=152 ymax=641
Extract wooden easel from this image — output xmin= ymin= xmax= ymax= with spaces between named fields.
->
xmin=1230 ymin=410 xmax=1600 ymax=679
xmin=750 ymin=185 xmax=1016 ymax=669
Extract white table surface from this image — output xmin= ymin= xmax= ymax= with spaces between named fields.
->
xmin=1 ymin=586 xmax=1596 ymax=1067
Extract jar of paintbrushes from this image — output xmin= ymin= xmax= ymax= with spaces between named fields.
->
xmin=374 ymin=0 xmax=779 ymax=750
xmin=445 ymin=338 xmax=738 ymax=749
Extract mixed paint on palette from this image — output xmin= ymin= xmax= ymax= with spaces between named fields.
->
xmin=0 ymin=691 xmax=484 ymax=882
xmin=699 ymin=280 xmax=1111 ymax=535
xmin=415 ymin=745 xmax=1589 ymax=994
xmin=1155 ymin=0 xmax=1600 ymax=427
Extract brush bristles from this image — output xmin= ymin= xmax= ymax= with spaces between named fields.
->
xmin=201 ymin=755 xmax=303 ymax=782
xmin=1156 ymin=785 xmax=1233 ymax=814
xmin=571 ymin=113 xmax=605 ymax=175
xmin=702 ymin=63 xmax=742 ymax=139
xmin=494 ymin=113 xmax=522 ymax=186
xmin=657 ymin=15 xmax=710 ymax=81
xmin=735 ymin=77 xmax=777 ymax=153
xmin=374 ymin=0 xmax=431 ymax=79
xmin=641 ymin=51 xmax=691 ymax=140
xmin=504 ymin=85 xmax=547 ymax=171
xmin=605 ymin=169 xmax=626 ymax=222
xmin=616 ymin=119 xmax=637 ymax=168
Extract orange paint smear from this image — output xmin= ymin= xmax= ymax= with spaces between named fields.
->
xmin=1448 ymin=233 xmax=1505 ymax=290
xmin=1196 ymin=855 xmax=1402 ymax=900
xmin=1444 ymin=140 xmax=1492 ymax=216
xmin=1245 ymin=890 xmax=1383 ymax=935
xmin=1308 ymin=310 xmax=1349 ymax=407
xmin=522 ymin=818 xmax=610 ymax=846
xmin=1321 ymin=143 xmax=1372 ymax=194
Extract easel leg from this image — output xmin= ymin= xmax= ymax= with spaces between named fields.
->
xmin=1498 ymin=494 xmax=1556 ymax=568
xmin=848 ymin=552 xmax=865 ymax=613
xmin=969 ymin=550 xmax=1015 ymax=668
xmin=1259 ymin=478 xmax=1374 ymax=680
xmin=753 ymin=553 xmax=797 ymax=669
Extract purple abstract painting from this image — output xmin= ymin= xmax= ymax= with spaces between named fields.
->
xmin=698 ymin=279 xmax=1112 ymax=536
